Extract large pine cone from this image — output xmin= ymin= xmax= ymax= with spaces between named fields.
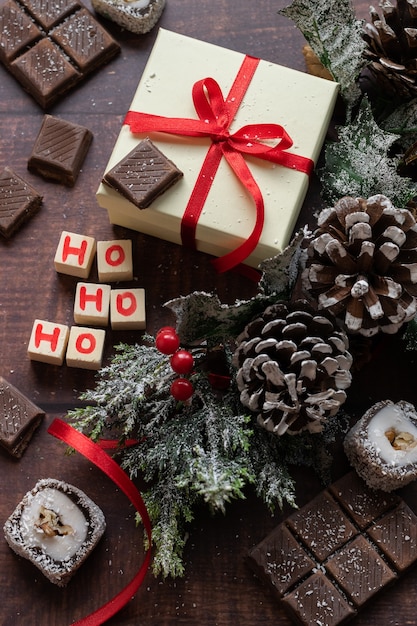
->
xmin=232 ymin=301 xmax=352 ymax=436
xmin=361 ymin=0 xmax=417 ymax=101
xmin=302 ymin=195 xmax=417 ymax=336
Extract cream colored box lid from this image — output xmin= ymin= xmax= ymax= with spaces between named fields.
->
xmin=97 ymin=28 xmax=339 ymax=269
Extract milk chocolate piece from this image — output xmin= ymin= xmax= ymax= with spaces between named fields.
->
xmin=0 ymin=376 xmax=44 ymax=457
xmin=4 ymin=478 xmax=106 ymax=586
xmin=28 ymin=115 xmax=93 ymax=186
xmin=0 ymin=167 xmax=42 ymax=238
xmin=103 ymin=138 xmax=183 ymax=209
xmin=248 ymin=472 xmax=416 ymax=626
xmin=0 ymin=0 xmax=120 ymax=108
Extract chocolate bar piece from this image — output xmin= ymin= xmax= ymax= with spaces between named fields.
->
xmin=91 ymin=0 xmax=166 ymax=35
xmin=0 ymin=376 xmax=44 ymax=458
xmin=103 ymin=138 xmax=183 ymax=209
xmin=0 ymin=0 xmax=120 ymax=108
xmin=0 ymin=167 xmax=42 ymax=238
xmin=4 ymin=478 xmax=106 ymax=586
xmin=248 ymin=471 xmax=417 ymax=626
xmin=28 ymin=115 xmax=93 ymax=186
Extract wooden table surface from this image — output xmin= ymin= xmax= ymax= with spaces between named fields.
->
xmin=1 ymin=0 xmax=417 ymax=624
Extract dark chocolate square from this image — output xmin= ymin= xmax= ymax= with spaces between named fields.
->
xmin=10 ymin=38 xmax=81 ymax=109
xmin=103 ymin=138 xmax=183 ymax=209
xmin=281 ymin=572 xmax=356 ymax=626
xmin=329 ymin=471 xmax=400 ymax=530
xmin=287 ymin=491 xmax=357 ymax=561
xmin=248 ymin=524 xmax=315 ymax=597
xmin=325 ymin=535 xmax=397 ymax=608
xmin=0 ymin=0 xmax=42 ymax=63
xmin=367 ymin=501 xmax=417 ymax=572
xmin=0 ymin=376 xmax=44 ymax=457
xmin=18 ymin=0 xmax=81 ymax=30
xmin=28 ymin=115 xmax=93 ymax=186
xmin=0 ymin=167 xmax=42 ymax=238
xmin=50 ymin=8 xmax=121 ymax=74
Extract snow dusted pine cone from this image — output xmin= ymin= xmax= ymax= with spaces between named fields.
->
xmin=303 ymin=195 xmax=417 ymax=337
xmin=361 ymin=0 xmax=417 ymax=101
xmin=232 ymin=301 xmax=352 ymax=436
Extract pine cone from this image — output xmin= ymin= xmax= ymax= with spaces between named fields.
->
xmin=361 ymin=0 xmax=417 ymax=101
xmin=302 ymin=195 xmax=417 ymax=337
xmin=232 ymin=301 xmax=352 ymax=436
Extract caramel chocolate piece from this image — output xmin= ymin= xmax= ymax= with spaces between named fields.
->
xmin=4 ymin=478 xmax=106 ymax=586
xmin=0 ymin=167 xmax=42 ymax=238
xmin=0 ymin=376 xmax=44 ymax=457
xmin=28 ymin=115 xmax=93 ymax=186
xmin=248 ymin=472 xmax=414 ymax=626
xmin=0 ymin=0 xmax=120 ymax=109
xmin=103 ymin=138 xmax=183 ymax=209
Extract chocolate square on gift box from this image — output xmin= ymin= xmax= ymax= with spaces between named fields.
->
xmin=97 ymin=28 xmax=339 ymax=270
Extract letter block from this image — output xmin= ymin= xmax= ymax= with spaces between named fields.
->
xmin=74 ymin=282 xmax=111 ymax=326
xmin=27 ymin=320 xmax=70 ymax=365
xmin=110 ymin=288 xmax=146 ymax=330
xmin=66 ymin=327 xmax=106 ymax=370
xmin=54 ymin=231 xmax=96 ymax=278
xmin=97 ymin=240 xmax=133 ymax=282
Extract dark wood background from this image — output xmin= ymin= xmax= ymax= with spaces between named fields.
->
xmin=1 ymin=0 xmax=417 ymax=624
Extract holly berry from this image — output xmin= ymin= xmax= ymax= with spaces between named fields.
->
xmin=170 ymin=349 xmax=194 ymax=374
xmin=155 ymin=328 xmax=180 ymax=354
xmin=156 ymin=326 xmax=176 ymax=337
xmin=170 ymin=378 xmax=194 ymax=401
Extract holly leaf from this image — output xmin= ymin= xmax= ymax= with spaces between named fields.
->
xmin=279 ymin=0 xmax=366 ymax=112
xmin=320 ymin=98 xmax=417 ymax=206
xmin=165 ymin=230 xmax=308 ymax=344
xmin=382 ymin=97 xmax=417 ymax=150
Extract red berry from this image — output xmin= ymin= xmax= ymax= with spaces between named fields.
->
xmin=170 ymin=378 xmax=194 ymax=401
xmin=155 ymin=330 xmax=180 ymax=355
xmin=156 ymin=326 xmax=176 ymax=337
xmin=170 ymin=350 xmax=194 ymax=374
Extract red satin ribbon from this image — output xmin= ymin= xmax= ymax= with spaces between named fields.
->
xmin=47 ymin=418 xmax=151 ymax=626
xmin=124 ymin=55 xmax=314 ymax=273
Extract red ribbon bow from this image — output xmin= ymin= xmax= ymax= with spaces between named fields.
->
xmin=124 ymin=55 xmax=314 ymax=273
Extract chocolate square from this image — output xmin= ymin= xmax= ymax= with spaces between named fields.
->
xmin=286 ymin=491 xmax=357 ymax=561
xmin=50 ymin=8 xmax=121 ymax=74
xmin=326 ymin=535 xmax=397 ymax=607
xmin=103 ymin=138 xmax=183 ymax=209
xmin=0 ymin=376 xmax=44 ymax=458
xmin=367 ymin=501 xmax=417 ymax=572
xmin=10 ymin=38 xmax=81 ymax=109
xmin=19 ymin=0 xmax=81 ymax=30
xmin=281 ymin=572 xmax=356 ymax=626
xmin=28 ymin=115 xmax=93 ymax=186
xmin=0 ymin=167 xmax=42 ymax=238
xmin=0 ymin=0 xmax=42 ymax=63
xmin=329 ymin=471 xmax=400 ymax=530
xmin=248 ymin=524 xmax=315 ymax=597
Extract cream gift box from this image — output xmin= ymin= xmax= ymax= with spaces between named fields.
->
xmin=97 ymin=28 xmax=339 ymax=270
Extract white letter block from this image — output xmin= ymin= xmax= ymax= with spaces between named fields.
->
xmin=97 ymin=240 xmax=133 ymax=282
xmin=54 ymin=231 xmax=96 ymax=278
xmin=66 ymin=327 xmax=106 ymax=370
xmin=74 ymin=282 xmax=111 ymax=326
xmin=28 ymin=319 xmax=69 ymax=366
xmin=110 ymin=288 xmax=146 ymax=330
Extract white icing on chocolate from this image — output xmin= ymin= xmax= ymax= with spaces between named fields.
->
xmin=19 ymin=488 xmax=88 ymax=561
xmin=366 ymin=404 xmax=417 ymax=466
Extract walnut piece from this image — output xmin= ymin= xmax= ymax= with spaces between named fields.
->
xmin=35 ymin=505 xmax=74 ymax=537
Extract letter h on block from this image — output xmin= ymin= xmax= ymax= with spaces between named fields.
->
xmin=27 ymin=320 xmax=70 ymax=366
xmin=74 ymin=283 xmax=111 ymax=326
xmin=54 ymin=231 xmax=97 ymax=278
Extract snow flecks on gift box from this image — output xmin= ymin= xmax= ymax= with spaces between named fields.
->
xmin=27 ymin=232 xmax=146 ymax=369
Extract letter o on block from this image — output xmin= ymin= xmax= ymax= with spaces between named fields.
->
xmin=66 ymin=327 xmax=106 ymax=370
